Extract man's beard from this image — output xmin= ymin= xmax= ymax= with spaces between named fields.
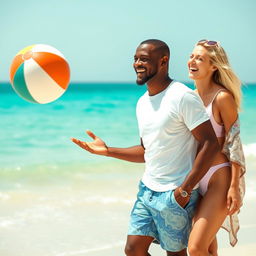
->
xmin=136 ymin=72 xmax=156 ymax=85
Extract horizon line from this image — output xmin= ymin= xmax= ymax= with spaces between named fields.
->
xmin=1 ymin=81 xmax=256 ymax=85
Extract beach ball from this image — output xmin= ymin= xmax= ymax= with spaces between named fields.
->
xmin=9 ymin=44 xmax=70 ymax=104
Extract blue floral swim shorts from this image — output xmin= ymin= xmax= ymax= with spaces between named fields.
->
xmin=128 ymin=181 xmax=199 ymax=252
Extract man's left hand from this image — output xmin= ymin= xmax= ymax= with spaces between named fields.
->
xmin=174 ymin=187 xmax=191 ymax=208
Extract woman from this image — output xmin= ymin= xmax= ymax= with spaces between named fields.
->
xmin=187 ymin=40 xmax=246 ymax=256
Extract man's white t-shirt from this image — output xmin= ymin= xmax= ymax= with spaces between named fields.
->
xmin=136 ymin=81 xmax=209 ymax=192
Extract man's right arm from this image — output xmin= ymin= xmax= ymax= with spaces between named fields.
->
xmin=71 ymin=130 xmax=145 ymax=163
xmin=106 ymin=144 xmax=145 ymax=163
xmin=174 ymin=120 xmax=220 ymax=207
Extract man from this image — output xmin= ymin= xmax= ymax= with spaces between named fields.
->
xmin=71 ymin=39 xmax=219 ymax=256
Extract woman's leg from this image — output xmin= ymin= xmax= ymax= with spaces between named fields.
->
xmin=188 ymin=166 xmax=231 ymax=256
xmin=208 ymin=236 xmax=218 ymax=256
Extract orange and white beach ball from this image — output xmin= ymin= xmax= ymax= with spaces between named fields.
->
xmin=9 ymin=44 xmax=70 ymax=104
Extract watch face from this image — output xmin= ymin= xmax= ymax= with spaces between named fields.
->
xmin=181 ymin=191 xmax=188 ymax=197
xmin=179 ymin=187 xmax=189 ymax=197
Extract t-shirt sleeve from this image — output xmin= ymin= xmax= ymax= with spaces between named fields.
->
xmin=179 ymin=91 xmax=209 ymax=131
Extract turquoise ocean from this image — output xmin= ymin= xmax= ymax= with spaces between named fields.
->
xmin=0 ymin=82 xmax=256 ymax=256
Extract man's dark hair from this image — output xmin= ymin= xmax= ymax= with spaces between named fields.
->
xmin=140 ymin=39 xmax=170 ymax=58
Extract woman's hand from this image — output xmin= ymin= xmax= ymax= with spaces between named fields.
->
xmin=227 ymin=186 xmax=242 ymax=215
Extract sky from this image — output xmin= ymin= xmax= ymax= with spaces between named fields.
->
xmin=1 ymin=0 xmax=256 ymax=83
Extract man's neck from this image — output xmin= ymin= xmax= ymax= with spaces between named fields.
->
xmin=147 ymin=76 xmax=172 ymax=96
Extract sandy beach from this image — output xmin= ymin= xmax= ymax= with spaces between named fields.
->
xmin=77 ymin=243 xmax=256 ymax=256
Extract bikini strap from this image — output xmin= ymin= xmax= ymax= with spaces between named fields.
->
xmin=209 ymin=89 xmax=227 ymax=105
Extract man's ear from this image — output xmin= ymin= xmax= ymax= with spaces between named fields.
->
xmin=161 ymin=56 xmax=169 ymax=66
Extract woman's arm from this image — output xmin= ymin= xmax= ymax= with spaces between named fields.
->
xmin=216 ymin=91 xmax=242 ymax=215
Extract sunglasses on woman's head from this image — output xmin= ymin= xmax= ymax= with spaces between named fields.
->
xmin=198 ymin=39 xmax=219 ymax=47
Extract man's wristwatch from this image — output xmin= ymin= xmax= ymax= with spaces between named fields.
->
xmin=178 ymin=187 xmax=191 ymax=198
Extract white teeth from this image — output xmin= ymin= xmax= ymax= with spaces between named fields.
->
xmin=136 ymin=69 xmax=146 ymax=73
xmin=190 ymin=68 xmax=198 ymax=71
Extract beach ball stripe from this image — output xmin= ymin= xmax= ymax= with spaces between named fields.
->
xmin=10 ymin=53 xmax=25 ymax=84
xmin=10 ymin=44 xmax=70 ymax=104
xmin=17 ymin=45 xmax=35 ymax=55
xmin=32 ymin=52 xmax=69 ymax=89
xmin=13 ymin=62 xmax=37 ymax=103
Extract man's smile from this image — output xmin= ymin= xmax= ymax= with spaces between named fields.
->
xmin=136 ymin=68 xmax=146 ymax=73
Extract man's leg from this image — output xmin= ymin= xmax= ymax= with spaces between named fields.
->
xmin=151 ymin=189 xmax=199 ymax=255
xmin=126 ymin=182 xmax=157 ymax=256
xmin=166 ymin=248 xmax=187 ymax=256
xmin=125 ymin=235 xmax=154 ymax=256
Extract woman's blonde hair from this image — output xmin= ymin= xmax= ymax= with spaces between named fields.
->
xmin=197 ymin=41 xmax=242 ymax=111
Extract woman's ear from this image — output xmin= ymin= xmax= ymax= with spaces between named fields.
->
xmin=212 ymin=65 xmax=218 ymax=72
